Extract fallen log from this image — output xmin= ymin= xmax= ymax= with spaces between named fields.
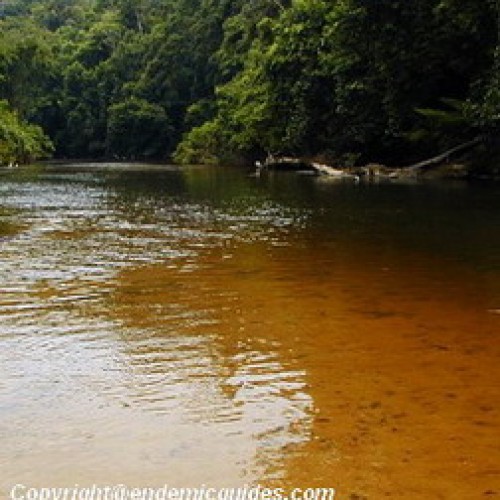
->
xmin=405 ymin=138 xmax=481 ymax=172
xmin=262 ymin=156 xmax=359 ymax=180
xmin=259 ymin=140 xmax=481 ymax=181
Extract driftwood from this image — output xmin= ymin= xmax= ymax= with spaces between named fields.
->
xmin=405 ymin=138 xmax=481 ymax=172
xmin=258 ymin=139 xmax=482 ymax=180
xmin=262 ymin=156 xmax=359 ymax=180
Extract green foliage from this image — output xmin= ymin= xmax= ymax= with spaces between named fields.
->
xmin=0 ymin=0 xmax=499 ymax=165
xmin=106 ymin=98 xmax=171 ymax=159
xmin=467 ymin=49 xmax=500 ymax=136
xmin=408 ymin=99 xmax=473 ymax=154
xmin=200 ymin=0 xmax=498 ymax=164
xmin=0 ymin=100 xmax=53 ymax=164
xmin=0 ymin=17 xmax=57 ymax=118
xmin=173 ymin=120 xmax=224 ymax=165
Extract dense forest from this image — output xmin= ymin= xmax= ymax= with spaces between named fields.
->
xmin=0 ymin=0 xmax=499 ymax=170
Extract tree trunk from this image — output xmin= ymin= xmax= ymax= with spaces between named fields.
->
xmin=262 ymin=156 xmax=358 ymax=179
xmin=406 ymin=138 xmax=481 ymax=171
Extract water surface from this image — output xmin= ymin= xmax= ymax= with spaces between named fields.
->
xmin=0 ymin=164 xmax=499 ymax=498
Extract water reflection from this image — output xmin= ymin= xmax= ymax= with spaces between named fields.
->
xmin=0 ymin=164 xmax=314 ymax=489
xmin=0 ymin=163 xmax=499 ymax=497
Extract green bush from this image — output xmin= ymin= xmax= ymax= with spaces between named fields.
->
xmin=0 ymin=100 xmax=53 ymax=164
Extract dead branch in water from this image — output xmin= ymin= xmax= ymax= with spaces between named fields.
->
xmin=406 ymin=138 xmax=481 ymax=171
xmin=261 ymin=139 xmax=481 ymax=180
xmin=263 ymin=156 xmax=358 ymax=179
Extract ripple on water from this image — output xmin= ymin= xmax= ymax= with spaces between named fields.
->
xmin=0 ymin=166 xmax=315 ymax=488
xmin=3 ymin=164 xmax=498 ymax=495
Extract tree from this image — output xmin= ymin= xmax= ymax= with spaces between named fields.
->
xmin=106 ymin=98 xmax=171 ymax=159
xmin=0 ymin=100 xmax=53 ymax=164
xmin=1 ymin=0 xmax=499 ymax=167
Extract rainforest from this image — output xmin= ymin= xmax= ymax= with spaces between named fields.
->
xmin=0 ymin=0 xmax=499 ymax=173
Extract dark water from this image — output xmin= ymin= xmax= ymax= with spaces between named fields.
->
xmin=0 ymin=163 xmax=499 ymax=498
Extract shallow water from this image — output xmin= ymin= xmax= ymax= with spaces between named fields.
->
xmin=0 ymin=164 xmax=499 ymax=498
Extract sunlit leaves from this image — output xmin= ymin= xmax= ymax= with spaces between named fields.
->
xmin=0 ymin=100 xmax=53 ymax=164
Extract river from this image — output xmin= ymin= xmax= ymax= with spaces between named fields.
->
xmin=0 ymin=163 xmax=499 ymax=499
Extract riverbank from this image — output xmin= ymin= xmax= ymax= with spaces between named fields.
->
xmin=256 ymin=135 xmax=500 ymax=181
xmin=261 ymin=148 xmax=500 ymax=182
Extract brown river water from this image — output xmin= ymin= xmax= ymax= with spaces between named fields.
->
xmin=0 ymin=163 xmax=499 ymax=499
